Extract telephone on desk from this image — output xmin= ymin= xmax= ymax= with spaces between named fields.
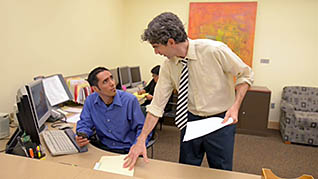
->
xmin=47 ymin=109 xmax=66 ymax=122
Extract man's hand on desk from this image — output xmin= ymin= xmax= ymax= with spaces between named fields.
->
xmin=75 ymin=136 xmax=90 ymax=147
xmin=123 ymin=139 xmax=148 ymax=170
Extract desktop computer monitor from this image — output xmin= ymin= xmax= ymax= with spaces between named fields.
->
xmin=109 ymin=68 xmax=119 ymax=86
xmin=118 ymin=66 xmax=132 ymax=88
xmin=25 ymin=79 xmax=51 ymax=132
xmin=130 ymin=66 xmax=143 ymax=87
xmin=15 ymin=86 xmax=42 ymax=145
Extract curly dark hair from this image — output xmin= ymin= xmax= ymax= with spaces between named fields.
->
xmin=141 ymin=12 xmax=187 ymax=45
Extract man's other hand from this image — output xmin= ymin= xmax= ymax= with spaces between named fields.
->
xmin=75 ymin=136 xmax=90 ymax=147
xmin=123 ymin=140 xmax=148 ymax=170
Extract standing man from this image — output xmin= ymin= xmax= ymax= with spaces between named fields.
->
xmin=124 ymin=12 xmax=253 ymax=170
xmin=76 ymin=67 xmax=148 ymax=154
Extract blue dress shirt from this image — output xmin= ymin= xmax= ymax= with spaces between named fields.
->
xmin=76 ymin=90 xmax=147 ymax=150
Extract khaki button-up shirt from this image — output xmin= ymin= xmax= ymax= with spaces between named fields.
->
xmin=147 ymin=39 xmax=254 ymax=117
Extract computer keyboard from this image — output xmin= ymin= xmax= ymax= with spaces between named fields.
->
xmin=42 ymin=129 xmax=78 ymax=156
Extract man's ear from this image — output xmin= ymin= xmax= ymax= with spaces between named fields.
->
xmin=167 ymin=38 xmax=176 ymax=46
xmin=91 ymin=86 xmax=99 ymax=92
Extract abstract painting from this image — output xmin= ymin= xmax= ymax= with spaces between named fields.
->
xmin=188 ymin=2 xmax=257 ymax=67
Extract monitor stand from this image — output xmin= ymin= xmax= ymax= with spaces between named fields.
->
xmin=38 ymin=123 xmax=48 ymax=133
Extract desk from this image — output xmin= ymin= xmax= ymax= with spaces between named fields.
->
xmin=0 ymin=124 xmax=261 ymax=179
xmin=0 ymin=153 xmax=136 ymax=179
xmin=1 ymin=149 xmax=261 ymax=179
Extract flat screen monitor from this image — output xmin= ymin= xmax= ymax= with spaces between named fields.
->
xmin=130 ymin=66 xmax=143 ymax=87
xmin=118 ymin=66 xmax=132 ymax=88
xmin=25 ymin=79 xmax=51 ymax=132
xmin=15 ymin=86 xmax=41 ymax=145
xmin=109 ymin=68 xmax=119 ymax=86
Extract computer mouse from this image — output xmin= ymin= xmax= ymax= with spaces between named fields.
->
xmin=57 ymin=123 xmax=73 ymax=130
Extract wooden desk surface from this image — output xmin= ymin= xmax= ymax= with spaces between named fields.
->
xmin=0 ymin=153 xmax=137 ymax=179
xmin=1 ymin=121 xmax=261 ymax=179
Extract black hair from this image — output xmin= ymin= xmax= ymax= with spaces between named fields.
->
xmin=87 ymin=67 xmax=109 ymax=87
xmin=151 ymin=65 xmax=160 ymax=75
xmin=141 ymin=12 xmax=187 ymax=45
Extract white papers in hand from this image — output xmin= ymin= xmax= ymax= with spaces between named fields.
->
xmin=43 ymin=75 xmax=69 ymax=106
xmin=183 ymin=117 xmax=233 ymax=142
xmin=94 ymin=155 xmax=134 ymax=177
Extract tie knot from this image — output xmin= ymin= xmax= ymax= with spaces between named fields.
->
xmin=181 ymin=59 xmax=188 ymax=66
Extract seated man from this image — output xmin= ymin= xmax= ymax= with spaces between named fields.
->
xmin=76 ymin=67 xmax=149 ymax=154
xmin=138 ymin=65 xmax=160 ymax=107
xmin=138 ymin=65 xmax=160 ymax=116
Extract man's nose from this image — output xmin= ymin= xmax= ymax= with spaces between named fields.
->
xmin=110 ymin=78 xmax=116 ymax=86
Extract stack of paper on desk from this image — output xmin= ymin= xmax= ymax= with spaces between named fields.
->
xmin=94 ymin=155 xmax=134 ymax=177
xmin=61 ymin=106 xmax=82 ymax=113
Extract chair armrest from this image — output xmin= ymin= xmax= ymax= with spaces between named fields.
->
xmin=280 ymin=100 xmax=295 ymax=113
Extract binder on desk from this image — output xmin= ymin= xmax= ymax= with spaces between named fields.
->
xmin=65 ymin=77 xmax=92 ymax=104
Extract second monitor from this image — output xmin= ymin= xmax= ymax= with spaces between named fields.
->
xmin=25 ymin=79 xmax=51 ymax=133
xmin=118 ymin=66 xmax=132 ymax=88
xmin=130 ymin=66 xmax=143 ymax=87
xmin=117 ymin=66 xmax=143 ymax=89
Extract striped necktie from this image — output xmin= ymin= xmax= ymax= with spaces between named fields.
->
xmin=175 ymin=58 xmax=189 ymax=130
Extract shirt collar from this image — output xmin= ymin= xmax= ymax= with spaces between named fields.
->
xmin=93 ymin=90 xmax=123 ymax=107
xmin=173 ymin=38 xmax=198 ymax=65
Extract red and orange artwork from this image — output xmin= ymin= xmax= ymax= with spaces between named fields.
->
xmin=188 ymin=2 xmax=257 ymax=67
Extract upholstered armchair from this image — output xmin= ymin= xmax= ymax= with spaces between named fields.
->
xmin=280 ymin=86 xmax=318 ymax=146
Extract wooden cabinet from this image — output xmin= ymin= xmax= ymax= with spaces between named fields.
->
xmin=237 ymin=86 xmax=271 ymax=136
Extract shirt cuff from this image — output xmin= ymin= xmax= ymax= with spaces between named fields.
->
xmin=236 ymin=78 xmax=253 ymax=86
xmin=146 ymin=104 xmax=164 ymax=118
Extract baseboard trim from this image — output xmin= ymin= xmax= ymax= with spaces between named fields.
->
xmin=268 ymin=121 xmax=279 ymax=130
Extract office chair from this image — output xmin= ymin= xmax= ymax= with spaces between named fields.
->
xmin=89 ymin=128 xmax=159 ymax=158
xmin=159 ymin=91 xmax=177 ymax=130
xmin=146 ymin=131 xmax=158 ymax=159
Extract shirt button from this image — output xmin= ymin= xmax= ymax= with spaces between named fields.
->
xmin=107 ymin=119 xmax=110 ymax=122
xmin=112 ymin=143 xmax=115 ymax=146
xmin=108 ymin=129 xmax=112 ymax=133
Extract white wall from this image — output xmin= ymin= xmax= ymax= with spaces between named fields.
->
xmin=0 ymin=0 xmax=124 ymax=113
xmin=122 ymin=0 xmax=318 ymax=124
xmin=252 ymin=0 xmax=318 ymax=124
xmin=1 ymin=0 xmax=317 ymax=125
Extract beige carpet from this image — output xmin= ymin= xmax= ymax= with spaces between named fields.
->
xmin=147 ymin=125 xmax=317 ymax=178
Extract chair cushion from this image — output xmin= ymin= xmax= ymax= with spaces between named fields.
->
xmin=294 ymin=111 xmax=318 ymax=128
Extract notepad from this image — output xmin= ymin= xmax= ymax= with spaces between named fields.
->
xmin=94 ymin=155 xmax=134 ymax=177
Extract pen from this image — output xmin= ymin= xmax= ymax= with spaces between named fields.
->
xmin=36 ymin=146 xmax=41 ymax=158
xmin=29 ymin=148 xmax=34 ymax=158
